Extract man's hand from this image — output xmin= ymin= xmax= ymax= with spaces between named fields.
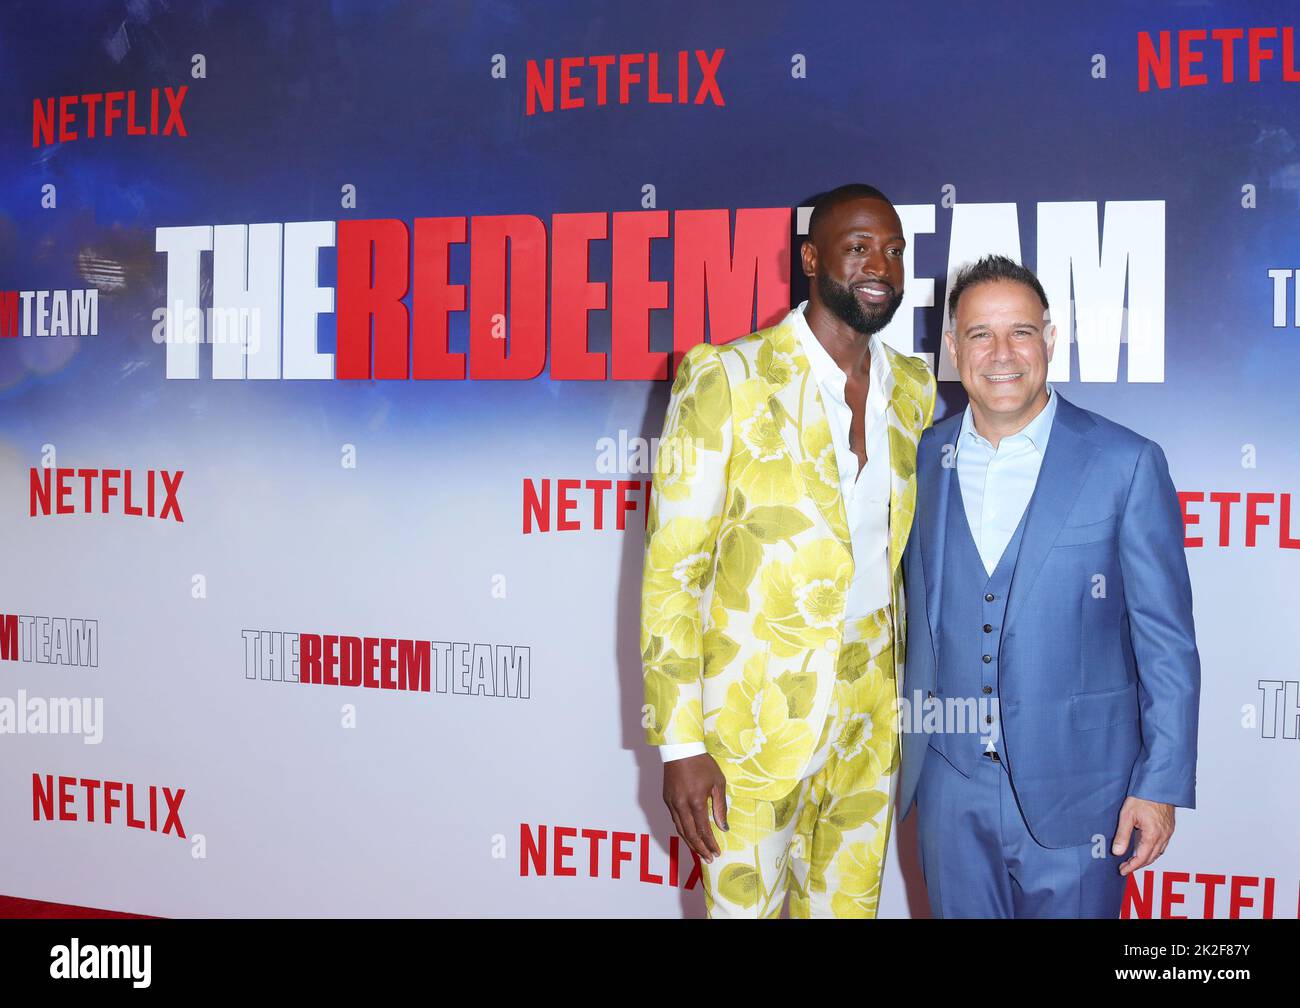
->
xmin=663 ymin=753 xmax=728 ymax=863
xmin=1112 ymin=796 xmax=1175 ymax=876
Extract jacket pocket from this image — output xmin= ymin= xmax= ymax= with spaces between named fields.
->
xmin=1054 ymin=513 xmax=1117 ymax=547
xmin=1070 ymin=682 xmax=1139 ymax=731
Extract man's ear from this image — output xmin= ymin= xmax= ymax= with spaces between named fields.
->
xmin=944 ymin=328 xmax=958 ymax=369
xmin=800 ymin=239 xmax=817 ymax=279
xmin=1044 ymin=321 xmax=1057 ymax=362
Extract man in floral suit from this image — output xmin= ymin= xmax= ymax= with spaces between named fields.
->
xmin=640 ymin=184 xmax=936 ymax=917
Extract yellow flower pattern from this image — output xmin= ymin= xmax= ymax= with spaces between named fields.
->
xmin=704 ymin=609 xmax=900 ymax=919
xmin=710 ymin=654 xmax=816 ymax=802
xmin=753 ymin=539 xmax=853 ymax=658
xmin=640 ymin=307 xmax=935 ymax=916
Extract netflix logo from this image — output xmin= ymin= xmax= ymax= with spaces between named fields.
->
xmin=1124 ymin=869 xmax=1299 ymax=918
xmin=1138 ymin=27 xmax=1300 ymax=91
xmin=519 ymin=823 xmax=702 ymax=889
xmin=523 ymin=478 xmax=652 ymax=534
xmin=32 ymin=86 xmax=188 ymax=148
xmin=32 ymin=773 xmax=187 ymax=838
xmin=525 ymin=49 xmax=724 ymax=115
xmin=29 ymin=467 xmax=184 ymax=522
xmin=1178 ymin=491 xmax=1300 ymax=548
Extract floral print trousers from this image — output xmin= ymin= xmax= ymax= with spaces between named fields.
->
xmin=701 ymin=604 xmax=898 ymax=918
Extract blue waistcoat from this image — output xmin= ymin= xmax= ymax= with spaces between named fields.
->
xmin=930 ymin=466 xmax=1030 ymax=775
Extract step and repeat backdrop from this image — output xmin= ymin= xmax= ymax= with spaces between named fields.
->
xmin=0 ymin=1 xmax=1297 ymax=918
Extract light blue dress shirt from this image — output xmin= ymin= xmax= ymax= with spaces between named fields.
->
xmin=955 ymin=385 xmax=1058 ymax=575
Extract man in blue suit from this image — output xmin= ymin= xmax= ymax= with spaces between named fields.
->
xmin=898 ymin=255 xmax=1200 ymax=918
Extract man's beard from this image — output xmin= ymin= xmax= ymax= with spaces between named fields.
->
xmin=816 ymin=273 xmax=904 ymax=335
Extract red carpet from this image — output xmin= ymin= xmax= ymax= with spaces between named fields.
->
xmin=0 ymin=896 xmax=153 ymax=919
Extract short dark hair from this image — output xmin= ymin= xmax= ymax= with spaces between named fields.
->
xmin=806 ymin=183 xmax=892 ymax=244
xmin=947 ymin=254 xmax=1050 ymax=322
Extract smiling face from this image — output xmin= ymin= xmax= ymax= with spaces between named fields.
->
xmin=945 ymin=278 xmax=1056 ymax=432
xmin=802 ymin=197 xmax=905 ymax=335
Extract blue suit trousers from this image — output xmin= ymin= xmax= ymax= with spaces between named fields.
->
xmin=916 ymin=747 xmax=1131 ymax=919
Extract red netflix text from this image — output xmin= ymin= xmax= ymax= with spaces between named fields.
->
xmin=32 ymin=773 xmax=186 ymax=838
xmin=32 ymin=86 xmax=188 ymax=147
xmin=29 ymin=468 xmax=184 ymax=522
xmin=523 ymin=478 xmax=652 ymax=533
xmin=519 ymin=823 xmax=702 ymax=889
xmin=526 ymin=49 xmax=724 ymax=115
xmin=1138 ymin=27 xmax=1300 ymax=91
xmin=1178 ymin=491 xmax=1300 ymax=548
xmin=1124 ymin=869 xmax=1298 ymax=918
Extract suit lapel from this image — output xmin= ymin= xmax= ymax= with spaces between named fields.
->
xmin=761 ymin=323 xmax=934 ymax=573
xmin=881 ymin=344 xmax=929 ymax=577
xmin=764 ymin=321 xmax=853 ymax=557
xmin=920 ymin=414 xmax=959 ymax=653
xmin=1002 ymin=394 xmax=1100 ymax=636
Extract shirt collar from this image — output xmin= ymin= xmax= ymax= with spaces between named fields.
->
xmin=957 ymin=383 xmax=1057 ymax=455
xmin=790 ymin=300 xmax=886 ymax=405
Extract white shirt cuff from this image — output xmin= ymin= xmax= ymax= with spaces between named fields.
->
xmin=659 ymin=742 xmax=708 ymax=762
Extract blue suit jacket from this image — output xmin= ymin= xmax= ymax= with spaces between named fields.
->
xmin=898 ymin=393 xmax=1200 ymax=848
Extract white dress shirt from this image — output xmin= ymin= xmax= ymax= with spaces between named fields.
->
xmin=955 ymin=384 xmax=1058 ymax=575
xmin=790 ymin=301 xmax=892 ymax=619
xmin=660 ymin=302 xmax=892 ymax=762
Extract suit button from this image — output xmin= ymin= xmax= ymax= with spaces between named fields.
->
xmin=985 ymin=714 xmax=994 ymax=725
xmin=982 ymin=685 xmax=992 ymax=695
xmin=983 ymin=623 xmax=993 ymax=633
xmin=984 ymin=593 xmax=995 ymax=602
xmin=982 ymin=654 xmax=992 ymax=663
xmin=927 ymin=690 xmax=934 ymax=699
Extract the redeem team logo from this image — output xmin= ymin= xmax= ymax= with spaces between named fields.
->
xmin=31 ymin=86 xmax=188 ymax=147
xmin=154 ymin=198 xmax=1166 ymax=383
xmin=0 ymin=289 xmax=98 ymax=337
xmin=243 ymin=630 xmax=531 ymax=699
xmin=28 ymin=467 xmax=184 ymax=522
xmin=0 ymin=613 xmax=98 ymax=667
xmin=1256 ymin=680 xmax=1300 ymax=740
xmin=154 ymin=208 xmax=789 ymax=381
